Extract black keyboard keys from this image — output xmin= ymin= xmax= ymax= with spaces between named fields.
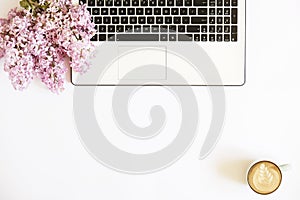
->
xmin=231 ymin=8 xmax=238 ymax=24
xmin=159 ymin=0 xmax=166 ymax=6
xmin=167 ymin=0 xmax=175 ymax=6
xmin=191 ymin=17 xmax=207 ymax=24
xmin=194 ymin=0 xmax=207 ymax=6
xmin=114 ymin=0 xmax=121 ymax=6
xmin=123 ymin=0 xmax=130 ymax=6
xmin=99 ymin=34 xmax=106 ymax=41
xmin=187 ymin=25 xmax=200 ymax=32
xmin=94 ymin=17 xmax=102 ymax=24
xmin=178 ymin=34 xmax=193 ymax=41
xmin=88 ymin=0 xmax=95 ymax=6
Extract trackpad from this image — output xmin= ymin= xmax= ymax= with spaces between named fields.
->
xmin=118 ymin=46 xmax=167 ymax=80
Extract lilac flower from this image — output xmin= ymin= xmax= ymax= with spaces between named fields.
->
xmin=0 ymin=0 xmax=96 ymax=93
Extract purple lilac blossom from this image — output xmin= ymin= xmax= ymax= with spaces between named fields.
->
xmin=0 ymin=0 xmax=96 ymax=93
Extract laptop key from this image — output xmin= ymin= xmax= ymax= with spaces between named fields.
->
xmin=167 ymin=0 xmax=175 ymax=6
xmin=169 ymin=34 xmax=177 ymax=41
xmin=112 ymin=17 xmax=119 ymax=24
xmin=217 ymin=0 xmax=222 ymax=6
xmin=88 ymin=0 xmax=95 ymax=6
xmin=96 ymin=0 xmax=104 ymax=5
xmin=224 ymin=34 xmax=230 ymax=42
xmin=94 ymin=17 xmax=102 ymax=24
xmin=80 ymin=0 xmax=87 ymax=4
xmin=201 ymin=34 xmax=207 ymax=41
xmin=191 ymin=17 xmax=207 ymax=24
xmin=108 ymin=25 xmax=115 ymax=32
xmin=160 ymin=25 xmax=168 ymax=32
xmin=185 ymin=0 xmax=192 ymax=6
xmin=119 ymin=8 xmax=126 ymax=15
xmin=194 ymin=0 xmax=207 ymax=6
xmin=108 ymin=34 xmax=115 ymax=41
xmin=198 ymin=8 xmax=207 ymax=15
xmin=105 ymin=0 xmax=113 ymax=6
xmin=138 ymin=17 xmax=146 ymax=24
xmin=160 ymin=34 xmax=168 ymax=41
xmin=194 ymin=34 xmax=200 ymax=41
xmin=231 ymin=34 xmax=237 ymax=41
xmin=209 ymin=34 xmax=215 ymax=41
xmin=216 ymin=25 xmax=222 ymax=33
xmin=201 ymin=25 xmax=207 ymax=33
xmin=123 ymin=0 xmax=130 ymax=6
xmin=99 ymin=34 xmax=106 ymax=41
xmin=141 ymin=0 xmax=148 ymax=6
xmin=130 ymin=17 xmax=137 ymax=24
xmin=231 ymin=8 xmax=238 ymax=24
xmin=114 ymin=0 xmax=121 ymax=6
xmin=128 ymin=8 xmax=135 ymax=15
xmin=92 ymin=8 xmax=100 ymax=15
xmin=143 ymin=25 xmax=151 ymax=32
xmin=176 ymin=0 xmax=184 ymax=6
xmin=224 ymin=8 xmax=230 ymax=15
xmin=169 ymin=25 xmax=177 ymax=32
xmin=232 ymin=0 xmax=237 ymax=6
xmin=154 ymin=8 xmax=162 ymax=15
xmin=217 ymin=34 xmax=223 ymax=42
xmin=187 ymin=25 xmax=200 ymax=32
xmin=150 ymin=0 xmax=157 ymax=6
xmin=165 ymin=17 xmax=172 ymax=24
xmin=224 ymin=0 xmax=230 ymax=6
xmin=171 ymin=8 xmax=179 ymax=15
xmin=163 ymin=8 xmax=171 ymax=15
xmin=159 ymin=0 xmax=166 ymax=6
xmin=134 ymin=25 xmax=142 ymax=32
xmin=103 ymin=17 xmax=111 ymax=24
xmin=136 ymin=8 xmax=144 ymax=15
xmin=178 ymin=25 xmax=185 ymax=32
xmin=178 ymin=34 xmax=193 ymax=41
xmin=110 ymin=8 xmax=117 ymax=15
xmin=117 ymin=34 xmax=159 ymax=41
xmin=91 ymin=34 xmax=97 ymax=41
xmin=182 ymin=17 xmax=190 ymax=24
xmin=156 ymin=17 xmax=164 ymax=24
xmin=147 ymin=17 xmax=155 ymax=24
xmin=231 ymin=25 xmax=237 ymax=33
xmin=152 ymin=25 xmax=159 ymax=32
xmin=125 ymin=25 xmax=133 ymax=32
xmin=101 ymin=8 xmax=108 ymax=15
xmin=132 ymin=0 xmax=139 ymax=6
xmin=116 ymin=25 xmax=124 ymax=32
xmin=145 ymin=8 xmax=152 ymax=15
xmin=209 ymin=0 xmax=215 ymax=6
xmin=121 ymin=17 xmax=128 ymax=24
xmin=99 ymin=25 xmax=106 ymax=32
xmin=174 ymin=17 xmax=181 ymax=24
xmin=189 ymin=8 xmax=196 ymax=15
xmin=180 ymin=8 xmax=188 ymax=15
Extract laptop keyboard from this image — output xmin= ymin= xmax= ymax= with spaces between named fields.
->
xmin=81 ymin=0 xmax=238 ymax=42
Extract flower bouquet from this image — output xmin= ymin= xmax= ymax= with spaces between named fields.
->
xmin=0 ymin=0 xmax=96 ymax=93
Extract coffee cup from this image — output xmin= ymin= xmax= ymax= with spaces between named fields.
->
xmin=246 ymin=160 xmax=290 ymax=195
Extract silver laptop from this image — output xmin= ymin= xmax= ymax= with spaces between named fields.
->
xmin=71 ymin=0 xmax=246 ymax=86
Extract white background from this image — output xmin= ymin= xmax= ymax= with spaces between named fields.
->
xmin=1 ymin=0 xmax=300 ymax=199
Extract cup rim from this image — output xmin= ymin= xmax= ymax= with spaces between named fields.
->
xmin=246 ymin=160 xmax=283 ymax=195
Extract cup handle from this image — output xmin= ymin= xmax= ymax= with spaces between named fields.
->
xmin=279 ymin=164 xmax=291 ymax=172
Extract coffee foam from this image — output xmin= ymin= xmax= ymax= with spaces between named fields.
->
xmin=247 ymin=161 xmax=282 ymax=195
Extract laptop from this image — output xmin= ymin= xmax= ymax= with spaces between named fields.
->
xmin=71 ymin=0 xmax=246 ymax=86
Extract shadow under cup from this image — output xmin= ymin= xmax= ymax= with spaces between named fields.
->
xmin=247 ymin=160 xmax=282 ymax=195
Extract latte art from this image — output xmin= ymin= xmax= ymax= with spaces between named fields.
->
xmin=247 ymin=161 xmax=282 ymax=195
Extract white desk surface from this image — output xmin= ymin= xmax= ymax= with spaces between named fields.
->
xmin=1 ymin=0 xmax=300 ymax=199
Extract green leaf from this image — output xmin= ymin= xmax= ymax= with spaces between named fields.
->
xmin=19 ymin=0 xmax=30 ymax=9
